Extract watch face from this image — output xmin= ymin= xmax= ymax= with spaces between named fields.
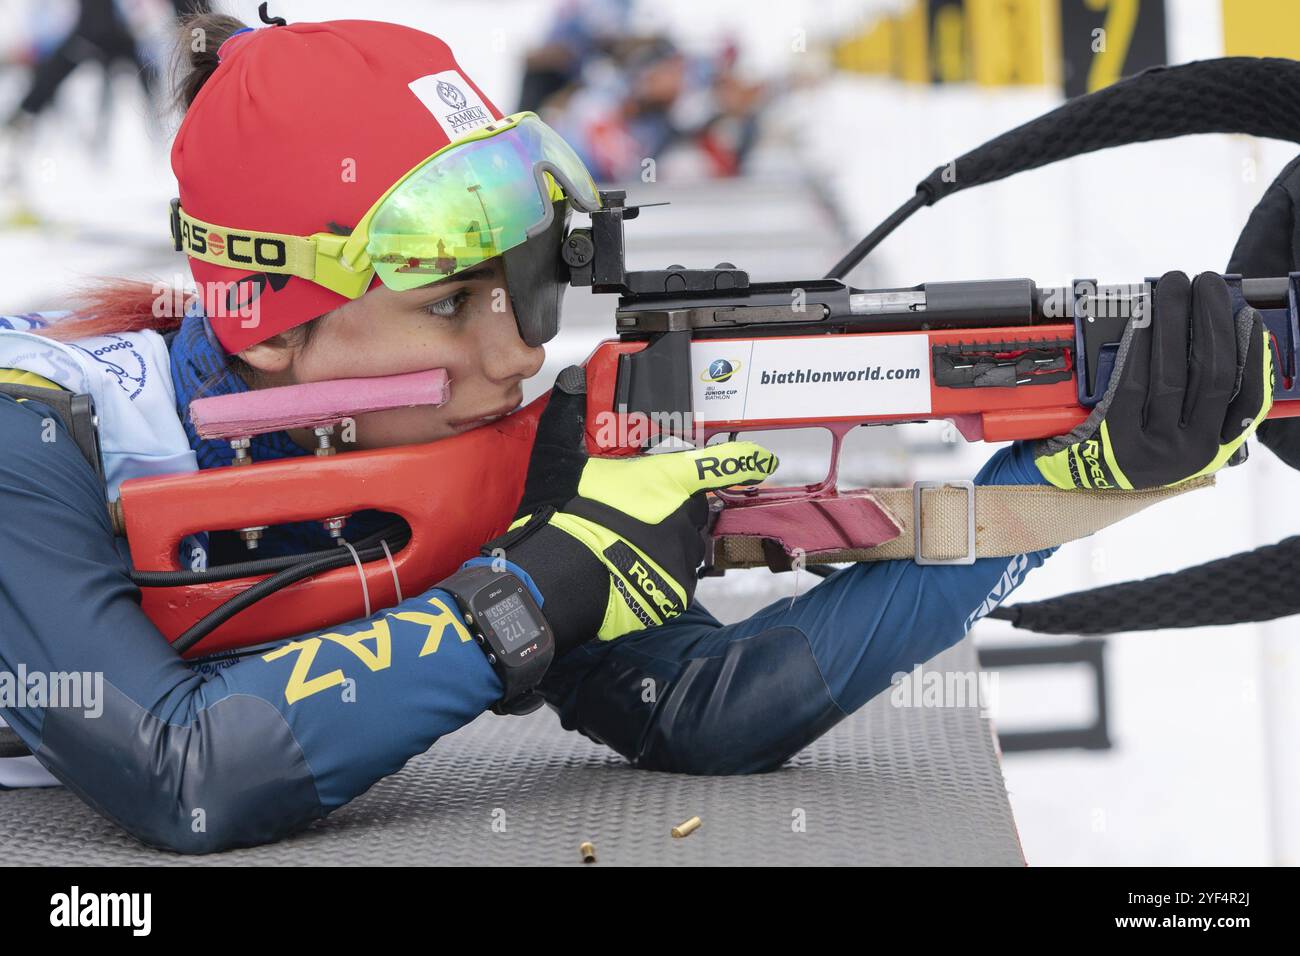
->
xmin=480 ymin=591 xmax=545 ymax=651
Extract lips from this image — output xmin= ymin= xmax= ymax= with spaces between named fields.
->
xmin=448 ymin=403 xmax=519 ymax=432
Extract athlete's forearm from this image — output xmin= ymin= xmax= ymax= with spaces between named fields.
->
xmin=824 ymin=441 xmax=1052 ymax=710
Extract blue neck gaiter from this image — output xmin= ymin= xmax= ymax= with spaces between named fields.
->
xmin=167 ymin=311 xmax=391 ymax=559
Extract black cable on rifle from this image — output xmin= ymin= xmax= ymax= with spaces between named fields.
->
xmin=165 ymin=521 xmax=411 ymax=655
xmin=130 ymin=520 xmax=410 ymax=586
xmin=171 ymin=534 xmax=409 ymax=655
xmin=133 ymin=549 xmax=329 ymax=586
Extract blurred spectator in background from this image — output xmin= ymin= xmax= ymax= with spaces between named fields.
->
xmin=683 ymin=39 xmax=767 ymax=178
xmin=1 ymin=0 xmax=207 ymax=218
xmin=6 ymin=1 xmax=207 ymax=129
xmin=517 ymin=0 xmax=635 ymax=114
xmin=522 ymin=0 xmax=766 ymax=182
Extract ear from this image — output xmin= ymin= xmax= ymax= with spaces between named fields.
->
xmin=236 ymin=337 xmax=296 ymax=376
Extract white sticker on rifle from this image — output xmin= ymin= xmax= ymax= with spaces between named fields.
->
xmin=691 ymin=334 xmax=931 ymax=423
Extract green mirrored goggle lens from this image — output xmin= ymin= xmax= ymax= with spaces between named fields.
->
xmin=366 ymin=116 xmax=599 ymax=292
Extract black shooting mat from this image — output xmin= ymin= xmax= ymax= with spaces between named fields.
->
xmin=0 ymin=639 xmax=1021 ymax=865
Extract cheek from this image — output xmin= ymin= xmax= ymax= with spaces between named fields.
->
xmin=303 ymin=315 xmax=476 ymax=382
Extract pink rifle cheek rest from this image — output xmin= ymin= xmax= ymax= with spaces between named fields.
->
xmin=188 ymin=369 xmax=451 ymax=440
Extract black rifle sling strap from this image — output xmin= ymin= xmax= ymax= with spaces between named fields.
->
xmin=830 ymin=57 xmax=1300 ymax=278
xmin=1231 ymin=154 xmax=1300 ymax=470
xmin=988 ymin=536 xmax=1300 ymax=634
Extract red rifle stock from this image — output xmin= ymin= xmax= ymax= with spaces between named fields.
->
xmin=119 ymin=327 xmax=1298 ymax=657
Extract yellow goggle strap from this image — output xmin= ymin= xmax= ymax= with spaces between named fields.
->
xmin=170 ymin=199 xmax=372 ymax=299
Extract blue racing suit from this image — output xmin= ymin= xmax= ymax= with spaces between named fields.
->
xmin=0 ymin=313 xmax=1053 ymax=852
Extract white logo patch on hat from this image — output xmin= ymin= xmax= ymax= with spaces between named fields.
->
xmin=409 ymin=71 xmax=493 ymax=141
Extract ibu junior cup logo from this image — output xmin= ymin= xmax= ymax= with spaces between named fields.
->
xmin=701 ymin=358 xmax=741 ymax=383
xmin=436 ymin=80 xmax=468 ymax=110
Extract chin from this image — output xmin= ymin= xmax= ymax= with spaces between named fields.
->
xmin=360 ymin=425 xmax=455 ymax=449
xmin=346 ymin=409 xmax=455 ymax=449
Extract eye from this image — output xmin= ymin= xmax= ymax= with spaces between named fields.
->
xmin=421 ymin=288 xmax=469 ymax=319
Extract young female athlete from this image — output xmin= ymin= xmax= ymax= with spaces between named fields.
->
xmin=0 ymin=14 xmax=1272 ymax=852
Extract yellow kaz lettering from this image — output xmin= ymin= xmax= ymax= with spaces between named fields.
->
xmin=262 ymin=637 xmax=344 ymax=706
xmin=262 ymin=596 xmax=472 ymax=705
xmin=390 ymin=598 xmax=473 ymax=656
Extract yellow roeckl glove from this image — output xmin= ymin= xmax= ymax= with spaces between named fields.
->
xmin=489 ymin=366 xmax=777 ymax=651
xmin=1035 ymin=271 xmax=1274 ymax=489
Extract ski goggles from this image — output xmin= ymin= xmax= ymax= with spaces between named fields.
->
xmin=170 ymin=111 xmax=601 ymax=344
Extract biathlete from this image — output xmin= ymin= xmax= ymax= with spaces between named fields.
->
xmin=0 ymin=14 xmax=1272 ymax=852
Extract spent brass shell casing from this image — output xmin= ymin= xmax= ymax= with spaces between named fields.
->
xmin=579 ymin=841 xmax=596 ymax=863
xmin=671 ymin=816 xmax=702 ymax=839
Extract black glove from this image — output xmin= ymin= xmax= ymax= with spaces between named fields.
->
xmin=487 ymin=366 xmax=777 ymax=655
xmin=1035 ymin=271 xmax=1273 ymax=489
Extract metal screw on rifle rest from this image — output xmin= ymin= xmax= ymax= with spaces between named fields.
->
xmin=314 ymin=425 xmax=336 ymax=456
xmin=322 ymin=516 xmax=349 ymax=541
xmin=230 ymin=438 xmax=263 ymax=547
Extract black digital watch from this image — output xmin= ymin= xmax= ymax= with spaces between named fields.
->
xmin=439 ymin=563 xmax=554 ymax=716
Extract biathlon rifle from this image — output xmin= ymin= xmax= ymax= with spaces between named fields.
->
xmin=113 ymin=57 xmax=1300 ymax=656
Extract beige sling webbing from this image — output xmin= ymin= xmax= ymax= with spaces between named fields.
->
xmin=710 ymin=476 xmax=1213 ymax=570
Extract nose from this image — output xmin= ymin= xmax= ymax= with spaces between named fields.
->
xmin=481 ymin=304 xmax=546 ymax=385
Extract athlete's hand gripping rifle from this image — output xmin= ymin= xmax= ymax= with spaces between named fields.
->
xmin=115 ymin=57 xmax=1300 ymax=656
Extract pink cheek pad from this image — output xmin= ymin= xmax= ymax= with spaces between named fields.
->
xmin=189 ymin=369 xmax=450 ymax=440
